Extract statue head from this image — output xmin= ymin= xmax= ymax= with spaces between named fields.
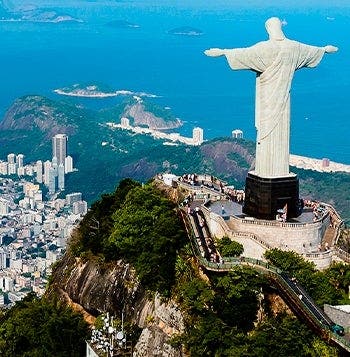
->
xmin=265 ymin=17 xmax=285 ymax=41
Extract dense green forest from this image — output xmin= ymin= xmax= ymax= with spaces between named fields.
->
xmin=1 ymin=179 xmax=348 ymax=355
xmin=0 ymin=293 xmax=89 ymax=356
xmin=69 ymin=178 xmax=187 ymax=296
xmin=67 ymin=179 xmax=348 ymax=355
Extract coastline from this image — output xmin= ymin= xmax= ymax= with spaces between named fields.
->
xmin=290 ymin=154 xmax=350 ymax=174
xmin=107 ymin=123 xmax=350 ymax=172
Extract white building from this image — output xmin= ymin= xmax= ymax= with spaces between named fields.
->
xmin=52 ymin=156 xmax=58 ymax=177
xmin=17 ymin=167 xmax=25 ymax=176
xmin=8 ymin=163 xmax=17 ymax=175
xmin=64 ymin=155 xmax=74 ymax=173
xmin=0 ymin=199 xmax=10 ymax=215
xmin=0 ymin=162 xmax=8 ymax=175
xmin=58 ymin=163 xmax=65 ymax=190
xmin=48 ymin=167 xmax=56 ymax=194
xmin=25 ymin=165 xmax=34 ymax=176
xmin=0 ymin=293 xmax=5 ymax=307
xmin=7 ymin=153 xmax=15 ymax=164
xmin=72 ymin=200 xmax=88 ymax=215
xmin=192 ymin=127 xmax=204 ymax=146
xmin=0 ymin=249 xmax=7 ymax=269
xmin=121 ymin=117 xmax=130 ymax=128
xmin=52 ymin=134 xmax=68 ymax=165
xmin=232 ymin=129 xmax=243 ymax=139
xmin=43 ymin=160 xmax=52 ymax=185
xmin=66 ymin=192 xmax=83 ymax=205
xmin=2 ymin=276 xmax=14 ymax=292
xmin=16 ymin=154 xmax=24 ymax=168
xmin=36 ymin=160 xmax=43 ymax=183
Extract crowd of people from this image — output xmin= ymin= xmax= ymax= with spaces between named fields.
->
xmin=223 ymin=186 xmax=245 ymax=203
xmin=304 ymin=200 xmax=327 ymax=221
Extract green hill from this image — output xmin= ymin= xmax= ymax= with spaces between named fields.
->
xmin=0 ymin=94 xmax=349 ymax=223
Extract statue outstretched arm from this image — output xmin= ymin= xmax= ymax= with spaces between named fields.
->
xmin=204 ymin=48 xmax=228 ymax=57
xmin=324 ymin=45 xmax=338 ymax=53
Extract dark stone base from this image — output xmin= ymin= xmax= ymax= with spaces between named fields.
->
xmin=243 ymin=172 xmax=301 ymax=220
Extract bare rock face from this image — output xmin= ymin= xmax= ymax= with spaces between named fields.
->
xmin=133 ymin=295 xmax=184 ymax=356
xmin=122 ymin=102 xmax=182 ymax=130
xmin=47 ymin=253 xmax=184 ymax=357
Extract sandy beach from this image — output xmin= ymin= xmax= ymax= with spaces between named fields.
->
xmin=290 ymin=154 xmax=350 ymax=173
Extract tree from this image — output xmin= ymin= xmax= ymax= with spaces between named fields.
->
xmin=211 ymin=267 xmax=265 ymax=332
xmin=0 ymin=293 xmax=89 ymax=356
xmin=108 ymin=185 xmax=186 ymax=295
xmin=264 ymin=249 xmax=342 ymax=305
xmin=216 ymin=236 xmax=244 ymax=257
xmin=247 ymin=313 xmax=339 ymax=357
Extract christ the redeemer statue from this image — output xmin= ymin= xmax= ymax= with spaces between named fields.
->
xmin=205 ymin=17 xmax=337 ymax=179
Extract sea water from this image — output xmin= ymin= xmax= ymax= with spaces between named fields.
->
xmin=0 ymin=1 xmax=349 ymax=164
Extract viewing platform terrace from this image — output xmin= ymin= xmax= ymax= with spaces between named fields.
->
xmin=158 ymin=173 xmax=346 ymax=269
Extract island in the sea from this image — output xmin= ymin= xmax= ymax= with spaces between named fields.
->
xmin=105 ymin=20 xmax=140 ymax=29
xmin=54 ymin=83 xmax=123 ymax=98
xmin=168 ymin=26 xmax=203 ymax=36
xmin=0 ymin=5 xmax=82 ymax=23
xmin=54 ymin=83 xmax=159 ymax=99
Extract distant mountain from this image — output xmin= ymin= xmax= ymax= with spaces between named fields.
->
xmin=0 ymin=4 xmax=82 ymax=23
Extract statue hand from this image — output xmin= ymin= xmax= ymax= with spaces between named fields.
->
xmin=324 ymin=45 xmax=338 ymax=53
xmin=204 ymin=48 xmax=225 ymax=57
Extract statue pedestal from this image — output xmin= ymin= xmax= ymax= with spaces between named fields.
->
xmin=243 ymin=172 xmax=301 ymax=220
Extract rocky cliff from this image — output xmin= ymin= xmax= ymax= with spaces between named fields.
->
xmin=122 ymin=101 xmax=182 ymax=130
xmin=47 ymin=253 xmax=185 ymax=356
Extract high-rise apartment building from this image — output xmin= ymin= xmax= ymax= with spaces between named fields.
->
xmin=7 ymin=153 xmax=16 ymax=175
xmin=66 ymin=192 xmax=82 ymax=205
xmin=16 ymin=154 xmax=24 ymax=168
xmin=7 ymin=153 xmax=15 ymax=164
xmin=64 ymin=155 xmax=73 ymax=173
xmin=72 ymin=200 xmax=88 ymax=215
xmin=48 ymin=167 xmax=56 ymax=194
xmin=192 ymin=127 xmax=204 ymax=146
xmin=36 ymin=160 xmax=43 ymax=183
xmin=52 ymin=134 xmax=68 ymax=165
xmin=43 ymin=160 xmax=52 ymax=185
xmin=52 ymin=156 xmax=58 ymax=177
xmin=58 ymin=163 xmax=65 ymax=190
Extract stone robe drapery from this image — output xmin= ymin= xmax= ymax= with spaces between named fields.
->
xmin=224 ymin=39 xmax=325 ymax=178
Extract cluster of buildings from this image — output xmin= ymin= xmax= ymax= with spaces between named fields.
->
xmin=0 ymin=177 xmax=87 ymax=306
xmin=0 ymin=134 xmax=74 ymax=195
xmin=0 ymin=134 xmax=88 ymax=306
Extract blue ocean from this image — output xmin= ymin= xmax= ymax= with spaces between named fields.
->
xmin=0 ymin=1 xmax=349 ymax=164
